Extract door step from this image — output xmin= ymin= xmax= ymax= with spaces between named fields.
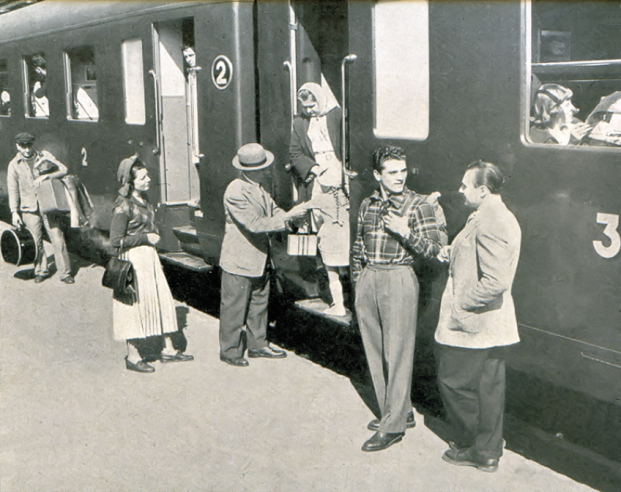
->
xmin=172 ymin=225 xmax=199 ymax=243
xmin=159 ymin=251 xmax=212 ymax=273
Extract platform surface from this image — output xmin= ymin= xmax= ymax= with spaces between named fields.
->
xmin=0 ymin=222 xmax=597 ymax=492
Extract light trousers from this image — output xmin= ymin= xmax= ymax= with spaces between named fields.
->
xmin=21 ymin=211 xmax=71 ymax=278
xmin=355 ymin=264 xmax=419 ymax=433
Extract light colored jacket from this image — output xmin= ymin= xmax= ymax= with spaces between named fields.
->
xmin=7 ymin=150 xmax=67 ymax=213
xmin=219 ymin=177 xmax=286 ymax=278
xmin=435 ymin=194 xmax=521 ymax=349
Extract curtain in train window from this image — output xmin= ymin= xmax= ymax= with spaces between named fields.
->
xmin=0 ymin=59 xmax=10 ymax=117
xmin=122 ymin=39 xmax=146 ymax=125
xmin=525 ymin=0 xmax=621 ymax=147
xmin=24 ymin=53 xmax=48 ymax=118
xmin=373 ymin=0 xmax=429 ymax=140
xmin=64 ymin=46 xmax=99 ymax=121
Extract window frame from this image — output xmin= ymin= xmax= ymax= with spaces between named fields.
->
xmin=372 ymin=0 xmax=430 ymax=141
xmin=63 ymin=46 xmax=100 ymax=123
xmin=23 ymin=53 xmax=49 ymax=120
xmin=521 ymin=0 xmax=621 ymax=152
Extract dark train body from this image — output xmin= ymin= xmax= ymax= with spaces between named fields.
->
xmin=0 ymin=1 xmax=619 ymax=486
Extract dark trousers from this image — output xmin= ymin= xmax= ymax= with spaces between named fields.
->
xmin=219 ymin=270 xmax=269 ymax=359
xmin=436 ymin=343 xmax=506 ymax=459
xmin=355 ymin=265 xmax=419 ymax=433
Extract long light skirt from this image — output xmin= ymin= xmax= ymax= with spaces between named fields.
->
xmin=112 ymin=245 xmax=178 ymax=341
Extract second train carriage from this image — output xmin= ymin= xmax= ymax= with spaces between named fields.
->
xmin=0 ymin=0 xmax=619 ymax=484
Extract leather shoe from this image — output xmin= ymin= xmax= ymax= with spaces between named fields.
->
xmin=368 ymin=411 xmax=416 ymax=431
xmin=248 ymin=346 xmax=287 ymax=359
xmin=160 ymin=351 xmax=194 ymax=363
xmin=220 ymin=355 xmax=249 ymax=367
xmin=61 ymin=276 xmax=75 ymax=284
xmin=125 ymin=357 xmax=155 ymax=373
xmin=34 ymin=275 xmax=48 ymax=284
xmin=361 ymin=431 xmax=404 ymax=452
xmin=442 ymin=447 xmax=499 ymax=472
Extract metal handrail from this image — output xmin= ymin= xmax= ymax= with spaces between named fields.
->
xmin=341 ymin=54 xmax=357 ymax=197
xmin=148 ymin=69 xmax=161 ymax=156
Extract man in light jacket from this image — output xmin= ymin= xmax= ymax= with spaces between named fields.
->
xmin=7 ymin=132 xmax=74 ymax=284
xmin=435 ymin=160 xmax=521 ymax=472
xmin=219 ymin=143 xmax=309 ymax=367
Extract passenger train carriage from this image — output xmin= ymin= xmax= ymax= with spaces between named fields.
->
xmin=0 ymin=1 xmax=618 ymax=486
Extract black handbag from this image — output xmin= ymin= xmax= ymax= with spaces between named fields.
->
xmin=102 ymin=248 xmax=136 ymax=305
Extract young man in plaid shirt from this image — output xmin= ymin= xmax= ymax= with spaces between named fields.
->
xmin=352 ymin=145 xmax=443 ymax=452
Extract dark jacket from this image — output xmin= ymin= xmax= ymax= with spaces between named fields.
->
xmin=289 ymin=107 xmax=342 ymax=203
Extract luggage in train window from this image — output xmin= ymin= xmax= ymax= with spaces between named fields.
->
xmin=38 ymin=178 xmax=70 ymax=214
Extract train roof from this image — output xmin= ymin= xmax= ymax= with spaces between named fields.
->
xmin=0 ymin=0 xmax=228 ymax=45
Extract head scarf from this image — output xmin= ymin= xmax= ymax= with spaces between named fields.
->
xmin=117 ymin=155 xmax=139 ymax=197
xmin=298 ymin=82 xmax=339 ymax=117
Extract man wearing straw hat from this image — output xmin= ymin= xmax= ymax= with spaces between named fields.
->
xmin=219 ymin=143 xmax=310 ymax=367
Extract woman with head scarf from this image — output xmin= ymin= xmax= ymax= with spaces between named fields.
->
xmin=109 ymin=156 xmax=193 ymax=373
xmin=289 ymin=82 xmax=349 ymax=317
xmin=530 ymin=83 xmax=591 ymax=145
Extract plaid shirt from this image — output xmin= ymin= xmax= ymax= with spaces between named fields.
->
xmin=351 ymin=187 xmax=441 ymax=284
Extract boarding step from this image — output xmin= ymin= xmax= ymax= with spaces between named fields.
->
xmin=172 ymin=225 xmax=199 ymax=243
xmin=294 ymin=298 xmax=352 ymax=327
xmin=159 ymin=251 xmax=213 ymax=273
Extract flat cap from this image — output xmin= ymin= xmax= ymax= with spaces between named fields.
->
xmin=15 ymin=132 xmax=35 ymax=145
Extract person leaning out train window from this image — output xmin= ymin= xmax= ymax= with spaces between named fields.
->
xmin=109 ymin=156 xmax=194 ymax=373
xmin=29 ymin=54 xmax=49 ymax=118
xmin=529 ymin=84 xmax=591 ymax=145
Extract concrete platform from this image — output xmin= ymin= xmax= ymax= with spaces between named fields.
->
xmin=0 ymin=222 xmax=597 ymax=492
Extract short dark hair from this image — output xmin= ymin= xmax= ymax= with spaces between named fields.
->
xmin=466 ymin=160 xmax=505 ymax=194
xmin=372 ymin=145 xmax=406 ymax=173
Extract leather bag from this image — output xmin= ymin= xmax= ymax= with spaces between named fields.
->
xmin=38 ymin=178 xmax=71 ymax=214
xmin=102 ymin=255 xmax=136 ymax=305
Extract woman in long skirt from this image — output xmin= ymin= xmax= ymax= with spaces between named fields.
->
xmin=110 ymin=156 xmax=193 ymax=373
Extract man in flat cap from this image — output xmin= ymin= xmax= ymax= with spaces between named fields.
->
xmin=7 ymin=132 xmax=74 ymax=284
xmin=218 ymin=143 xmax=310 ymax=367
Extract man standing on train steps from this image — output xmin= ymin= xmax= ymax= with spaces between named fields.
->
xmin=435 ymin=160 xmax=521 ymax=473
xmin=218 ymin=143 xmax=311 ymax=367
xmin=7 ymin=132 xmax=74 ymax=284
xmin=352 ymin=146 xmax=442 ymax=452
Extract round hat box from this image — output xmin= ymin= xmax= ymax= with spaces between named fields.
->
xmin=1 ymin=227 xmax=38 ymax=266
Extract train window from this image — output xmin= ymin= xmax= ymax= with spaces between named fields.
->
xmin=24 ymin=53 xmax=49 ymax=119
xmin=373 ymin=0 xmax=429 ymax=140
xmin=64 ymin=46 xmax=99 ymax=122
xmin=121 ymin=39 xmax=146 ymax=125
xmin=0 ymin=60 xmax=10 ymax=117
xmin=525 ymin=0 xmax=621 ymax=147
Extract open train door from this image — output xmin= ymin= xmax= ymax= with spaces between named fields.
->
xmin=257 ymin=0 xmax=356 ymax=318
xmin=150 ymin=18 xmax=202 ymax=252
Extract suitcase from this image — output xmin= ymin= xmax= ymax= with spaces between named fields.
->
xmin=38 ymin=178 xmax=70 ymax=214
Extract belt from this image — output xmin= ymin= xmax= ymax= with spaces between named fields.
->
xmin=365 ymin=263 xmax=412 ymax=272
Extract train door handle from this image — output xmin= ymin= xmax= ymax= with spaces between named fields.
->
xmin=284 ymin=61 xmax=297 ymax=123
xmin=341 ymin=54 xmax=358 ymax=187
xmin=149 ymin=69 xmax=161 ymax=155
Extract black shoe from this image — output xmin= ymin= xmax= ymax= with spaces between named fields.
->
xmin=248 ymin=346 xmax=287 ymax=359
xmin=160 ymin=351 xmax=194 ymax=363
xmin=362 ymin=431 xmax=405 ymax=452
xmin=220 ymin=355 xmax=249 ymax=367
xmin=368 ymin=411 xmax=416 ymax=431
xmin=125 ymin=357 xmax=155 ymax=373
xmin=61 ymin=275 xmax=75 ymax=284
xmin=442 ymin=447 xmax=499 ymax=472
xmin=34 ymin=275 xmax=48 ymax=284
